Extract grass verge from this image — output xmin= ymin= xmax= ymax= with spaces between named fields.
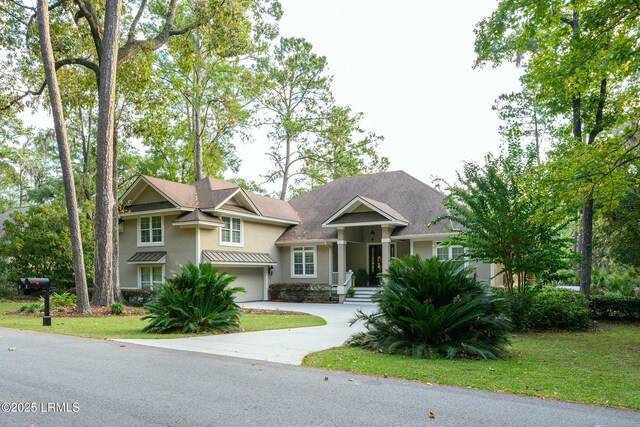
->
xmin=0 ymin=302 xmax=326 ymax=339
xmin=303 ymin=322 xmax=640 ymax=410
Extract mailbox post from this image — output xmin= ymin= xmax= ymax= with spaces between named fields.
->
xmin=17 ymin=277 xmax=52 ymax=326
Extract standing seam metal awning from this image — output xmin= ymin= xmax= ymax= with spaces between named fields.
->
xmin=127 ymin=251 xmax=167 ymax=263
xmin=201 ymin=250 xmax=277 ymax=265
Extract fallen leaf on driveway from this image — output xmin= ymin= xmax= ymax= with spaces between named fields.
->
xmin=429 ymin=412 xmax=436 ymax=419
xmin=324 ymin=376 xmax=329 ymax=381
xmin=119 ymin=345 xmax=126 ymax=348
xmin=8 ymin=348 xmax=16 ymax=351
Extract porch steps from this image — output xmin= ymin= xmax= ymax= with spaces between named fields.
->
xmin=343 ymin=287 xmax=380 ymax=305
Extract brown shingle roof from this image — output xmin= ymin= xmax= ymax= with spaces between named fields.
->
xmin=278 ymin=171 xmax=451 ymax=242
xmin=172 ymin=209 xmax=224 ymax=225
xmin=125 ymin=175 xmax=298 ymax=223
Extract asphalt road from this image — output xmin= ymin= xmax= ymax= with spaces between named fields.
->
xmin=1 ymin=328 xmax=638 ymax=427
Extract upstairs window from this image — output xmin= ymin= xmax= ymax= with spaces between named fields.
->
xmin=292 ymin=246 xmax=316 ymax=277
xmin=221 ymin=216 xmax=242 ymax=245
xmin=139 ymin=216 xmax=163 ymax=246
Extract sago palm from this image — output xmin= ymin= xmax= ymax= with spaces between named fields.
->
xmin=350 ymin=256 xmax=511 ymax=359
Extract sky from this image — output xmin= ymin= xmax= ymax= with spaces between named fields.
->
xmin=232 ymin=0 xmax=523 ymax=189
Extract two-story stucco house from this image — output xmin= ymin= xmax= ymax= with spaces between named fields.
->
xmin=119 ymin=170 xmax=496 ymax=302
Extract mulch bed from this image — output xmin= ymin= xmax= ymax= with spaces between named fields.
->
xmin=7 ymin=306 xmax=311 ymax=318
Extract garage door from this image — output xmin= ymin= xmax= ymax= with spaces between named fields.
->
xmin=220 ymin=267 xmax=265 ymax=302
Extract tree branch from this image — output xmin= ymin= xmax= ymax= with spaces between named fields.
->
xmin=127 ymin=0 xmax=147 ymax=43
xmin=0 ymin=58 xmax=99 ymax=110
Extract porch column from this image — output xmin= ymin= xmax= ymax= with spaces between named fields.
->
xmin=337 ymin=227 xmax=346 ymax=286
xmin=381 ymin=225 xmax=394 ymax=274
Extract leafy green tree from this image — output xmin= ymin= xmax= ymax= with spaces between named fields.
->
xmin=475 ymin=0 xmax=640 ymax=294
xmin=295 ymin=105 xmax=389 ymax=193
xmin=350 ymin=256 xmax=511 ymax=360
xmin=596 ymin=163 xmax=640 ymax=267
xmin=0 ymin=204 xmax=94 ymax=291
xmin=258 ymin=37 xmax=386 ymax=199
xmin=433 ymin=146 xmax=572 ymax=293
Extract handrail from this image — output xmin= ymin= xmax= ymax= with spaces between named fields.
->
xmin=343 ymin=270 xmax=354 ymax=290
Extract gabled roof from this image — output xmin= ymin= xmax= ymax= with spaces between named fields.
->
xmin=323 ymin=195 xmax=409 ymax=227
xmin=120 ymin=175 xmax=298 ymax=223
xmin=278 ymin=170 xmax=451 ymax=243
xmin=172 ymin=209 xmax=225 ymax=227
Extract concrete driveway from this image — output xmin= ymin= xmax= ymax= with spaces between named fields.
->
xmin=115 ymin=302 xmax=374 ymax=365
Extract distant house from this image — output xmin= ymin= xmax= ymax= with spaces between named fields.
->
xmin=118 ymin=171 xmax=496 ymax=302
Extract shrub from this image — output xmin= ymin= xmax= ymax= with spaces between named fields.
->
xmin=350 ymin=256 xmax=511 ymax=360
xmin=353 ymin=269 xmax=369 ymax=287
xmin=121 ymin=289 xmax=155 ymax=307
xmin=268 ymin=283 xmax=331 ymax=303
xmin=591 ymin=266 xmax=640 ymax=297
xmin=527 ymin=286 xmax=591 ymax=330
xmin=110 ymin=302 xmax=125 ymax=315
xmin=590 ymin=295 xmax=640 ymax=321
xmin=142 ymin=263 xmax=244 ymax=333
xmin=19 ymin=303 xmax=40 ymax=313
xmin=50 ymin=292 xmax=77 ymax=308
xmin=494 ymin=288 xmax=530 ymax=331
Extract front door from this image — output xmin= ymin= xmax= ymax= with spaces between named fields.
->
xmin=368 ymin=245 xmax=382 ymax=286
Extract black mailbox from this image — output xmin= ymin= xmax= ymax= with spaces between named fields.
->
xmin=18 ymin=277 xmax=51 ymax=295
xmin=17 ymin=277 xmax=52 ymax=326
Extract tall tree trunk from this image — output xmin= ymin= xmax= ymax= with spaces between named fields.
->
xmin=36 ymin=0 xmax=91 ymax=314
xmin=579 ymin=198 xmax=594 ymax=295
xmin=280 ymin=134 xmax=291 ymax=200
xmin=579 ymin=78 xmax=607 ymax=294
xmin=194 ymin=68 xmax=203 ymax=181
xmin=112 ymin=129 xmax=124 ymax=303
xmin=93 ymin=0 xmax=122 ymax=306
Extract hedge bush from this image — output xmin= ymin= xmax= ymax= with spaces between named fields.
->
xmin=269 ymin=283 xmax=332 ymax=303
xmin=527 ymin=286 xmax=591 ymax=330
xmin=590 ymin=295 xmax=640 ymax=321
xmin=495 ymin=286 xmax=591 ymax=331
xmin=122 ymin=289 xmax=156 ymax=307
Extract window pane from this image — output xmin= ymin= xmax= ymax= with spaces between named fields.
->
xmin=232 ymin=230 xmax=241 ymax=243
xmin=152 ymin=229 xmax=162 ymax=242
xmin=436 ymin=247 xmax=448 ymax=260
xmin=451 ymin=247 xmax=464 ymax=259
xmin=140 ymin=217 xmax=150 ymax=230
xmin=294 ymin=264 xmax=303 ymax=275
xmin=232 ymin=218 xmax=241 ymax=231
xmin=151 ymin=216 xmax=161 ymax=229
xmin=141 ymin=230 xmax=150 ymax=243
xmin=222 ymin=229 xmax=231 ymax=242
xmin=152 ymin=267 xmax=163 ymax=280
xmin=305 ymin=263 xmax=314 ymax=275
xmin=294 ymin=252 xmax=302 ymax=264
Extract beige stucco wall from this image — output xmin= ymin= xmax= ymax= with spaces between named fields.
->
xmin=119 ymin=214 xmax=196 ymax=289
xmin=412 ymin=240 xmax=433 ymax=258
xmin=469 ymin=260 xmax=493 ymax=285
xmin=276 ymin=244 xmax=330 ymax=284
xmin=132 ymin=186 xmax=167 ymax=205
xmin=395 ymin=240 xmax=410 ymax=258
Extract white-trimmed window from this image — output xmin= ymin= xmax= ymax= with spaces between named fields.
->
xmin=220 ymin=216 xmax=242 ymax=246
xmin=139 ymin=215 xmax=163 ymax=246
xmin=139 ymin=265 xmax=164 ymax=290
xmin=292 ymin=246 xmax=316 ymax=278
xmin=436 ymin=244 xmax=465 ymax=261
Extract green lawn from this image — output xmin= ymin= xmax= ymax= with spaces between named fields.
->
xmin=0 ymin=302 xmax=325 ymax=339
xmin=303 ymin=322 xmax=640 ymax=410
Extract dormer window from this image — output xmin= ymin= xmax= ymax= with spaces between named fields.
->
xmin=138 ymin=216 xmax=163 ymax=246
xmin=220 ymin=216 xmax=242 ymax=246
